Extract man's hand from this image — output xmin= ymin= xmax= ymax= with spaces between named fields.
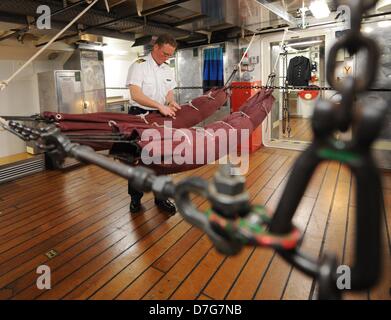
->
xmin=168 ymin=101 xmax=181 ymax=112
xmin=159 ymin=105 xmax=176 ymax=117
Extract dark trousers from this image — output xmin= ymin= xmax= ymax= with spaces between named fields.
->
xmin=128 ymin=106 xmax=159 ymax=115
xmin=128 ymin=180 xmax=168 ymax=201
xmin=128 ymin=106 xmax=159 ymax=202
xmin=128 ymin=181 xmax=144 ymax=201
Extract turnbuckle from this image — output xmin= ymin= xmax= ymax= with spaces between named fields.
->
xmin=206 ymin=205 xmax=302 ymax=251
xmin=174 ymin=165 xmax=302 ymax=255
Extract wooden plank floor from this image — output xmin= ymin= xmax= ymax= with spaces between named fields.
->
xmin=279 ymin=118 xmax=313 ymax=142
xmin=0 ymin=148 xmax=389 ymax=300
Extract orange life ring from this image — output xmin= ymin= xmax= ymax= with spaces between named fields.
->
xmin=298 ymin=87 xmax=320 ymax=100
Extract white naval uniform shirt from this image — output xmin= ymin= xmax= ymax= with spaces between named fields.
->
xmin=126 ymin=53 xmax=177 ymax=111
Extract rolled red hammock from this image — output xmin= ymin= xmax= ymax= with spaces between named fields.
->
xmin=41 ymin=88 xmax=274 ymax=174
xmin=116 ymin=88 xmax=275 ymax=174
xmin=43 ymin=88 xmax=228 ymax=132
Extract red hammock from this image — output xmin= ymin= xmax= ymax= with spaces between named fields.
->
xmin=43 ymin=88 xmax=228 ymax=132
xmin=42 ymin=88 xmax=274 ymax=174
xmin=117 ymin=88 xmax=274 ymax=174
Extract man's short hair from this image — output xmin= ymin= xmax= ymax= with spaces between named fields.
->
xmin=155 ymin=34 xmax=177 ymax=48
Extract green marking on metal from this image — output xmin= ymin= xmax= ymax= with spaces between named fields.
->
xmin=318 ymin=148 xmax=359 ymax=163
xmin=254 ymin=205 xmax=267 ymax=214
xmin=249 ymin=223 xmax=263 ymax=234
xmin=239 ymin=219 xmax=247 ymax=228
xmin=205 ymin=209 xmax=213 ymax=218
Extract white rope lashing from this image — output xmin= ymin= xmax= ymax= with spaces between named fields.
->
xmin=188 ymin=100 xmax=199 ymax=111
xmin=232 ymin=111 xmax=250 ymax=119
xmin=191 ymin=126 xmax=214 ymax=137
xmin=202 ymin=91 xmax=216 ymax=100
xmin=216 ymin=121 xmax=235 ymax=130
xmin=153 ymin=122 xmax=192 ymax=145
xmin=206 ymin=91 xmax=216 ymax=100
xmin=136 ymin=111 xmax=150 ymax=124
xmin=108 ymin=120 xmax=118 ymax=127
xmin=0 ymin=0 xmax=100 ymax=92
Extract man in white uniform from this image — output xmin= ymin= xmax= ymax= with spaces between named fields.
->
xmin=126 ymin=34 xmax=179 ymax=214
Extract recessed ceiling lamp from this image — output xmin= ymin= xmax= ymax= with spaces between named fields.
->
xmin=309 ymin=0 xmax=331 ymax=19
xmin=289 ymin=40 xmax=323 ymax=47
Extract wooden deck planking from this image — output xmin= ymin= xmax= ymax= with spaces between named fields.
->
xmin=12 ymin=166 xmax=212 ymax=300
xmin=369 ymin=187 xmax=391 ymax=300
xmin=96 ymin=151 xmax=280 ymax=300
xmin=0 ymin=147 xmax=389 ymax=300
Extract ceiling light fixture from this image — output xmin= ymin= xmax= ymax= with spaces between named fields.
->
xmin=309 ymin=0 xmax=331 ymax=19
xmin=288 ymin=40 xmax=323 ymax=47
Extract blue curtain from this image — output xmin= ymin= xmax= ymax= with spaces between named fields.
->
xmin=203 ymin=47 xmax=224 ymax=91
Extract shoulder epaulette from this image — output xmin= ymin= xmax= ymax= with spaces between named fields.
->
xmin=136 ymin=58 xmax=146 ymax=64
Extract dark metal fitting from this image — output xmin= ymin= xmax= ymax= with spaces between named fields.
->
xmin=312 ymin=100 xmax=336 ymax=137
xmin=129 ymin=167 xmax=155 ymax=192
xmin=354 ymin=98 xmax=388 ymax=146
xmin=209 ymin=185 xmax=251 ymax=218
xmin=212 ymin=165 xmax=246 ymax=196
xmin=318 ymin=254 xmax=341 ymax=300
xmin=152 ymin=176 xmax=174 ymax=199
xmin=209 ymin=165 xmax=251 ymax=218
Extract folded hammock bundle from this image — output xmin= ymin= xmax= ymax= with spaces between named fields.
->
xmin=42 ymin=88 xmax=274 ymax=174
xmin=42 ymin=88 xmax=228 ymax=152
xmin=119 ymin=88 xmax=274 ymax=174
xmin=43 ymin=88 xmax=228 ymax=132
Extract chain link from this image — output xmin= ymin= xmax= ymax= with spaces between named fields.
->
xmin=174 ymin=86 xmax=391 ymax=91
xmin=176 ymin=85 xmax=336 ymax=91
xmin=269 ymin=0 xmax=386 ymax=297
xmin=328 ymin=1 xmax=379 ymax=98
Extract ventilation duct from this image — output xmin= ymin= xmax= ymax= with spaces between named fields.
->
xmin=0 ymin=155 xmax=45 ymax=184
